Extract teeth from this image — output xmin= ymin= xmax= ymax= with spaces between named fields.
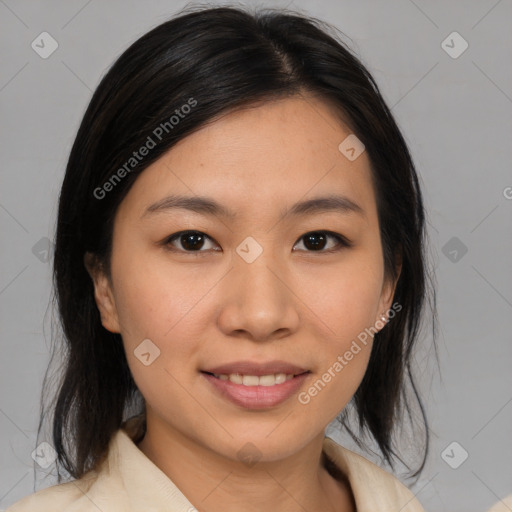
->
xmin=212 ymin=373 xmax=295 ymax=386
xmin=242 ymin=375 xmax=259 ymax=386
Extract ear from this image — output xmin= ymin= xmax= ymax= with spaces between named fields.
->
xmin=376 ymin=252 xmax=402 ymax=328
xmin=84 ymin=252 xmax=121 ymax=333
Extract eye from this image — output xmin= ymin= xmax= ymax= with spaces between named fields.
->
xmin=163 ymin=230 xmax=351 ymax=254
xmin=293 ymin=231 xmax=352 ymax=253
xmin=164 ymin=231 xmax=219 ymax=253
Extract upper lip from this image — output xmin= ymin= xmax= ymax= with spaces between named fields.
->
xmin=202 ymin=360 xmax=309 ymax=376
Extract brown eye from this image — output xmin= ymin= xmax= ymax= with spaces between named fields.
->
xmin=293 ymin=231 xmax=351 ymax=252
xmin=165 ymin=231 xmax=218 ymax=252
xmin=163 ymin=229 xmax=351 ymax=254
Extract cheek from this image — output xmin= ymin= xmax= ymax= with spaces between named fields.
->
xmin=111 ymin=244 xmax=201 ymax=339
xmin=109 ymin=254 xmax=206 ymax=410
xmin=110 ymin=247 xmax=215 ymax=381
xmin=300 ymin=254 xmax=384 ymax=343
xmin=289 ymin=255 xmax=384 ymax=419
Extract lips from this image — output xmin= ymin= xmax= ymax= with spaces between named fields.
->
xmin=201 ymin=360 xmax=309 ymax=377
xmin=201 ymin=371 xmax=311 ymax=409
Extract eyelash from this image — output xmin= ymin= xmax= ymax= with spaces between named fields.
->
xmin=162 ymin=230 xmax=352 ymax=254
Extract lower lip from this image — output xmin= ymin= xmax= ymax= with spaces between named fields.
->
xmin=201 ymin=372 xmax=310 ymax=410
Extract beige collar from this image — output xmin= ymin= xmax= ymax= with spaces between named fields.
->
xmin=105 ymin=414 xmax=423 ymax=512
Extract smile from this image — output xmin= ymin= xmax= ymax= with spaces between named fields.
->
xmin=200 ymin=371 xmax=310 ymax=409
xmin=209 ymin=372 xmax=296 ymax=386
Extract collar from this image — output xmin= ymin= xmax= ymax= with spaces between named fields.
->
xmin=107 ymin=414 xmax=423 ymax=512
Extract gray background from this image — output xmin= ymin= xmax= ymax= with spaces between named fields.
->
xmin=1 ymin=0 xmax=511 ymax=511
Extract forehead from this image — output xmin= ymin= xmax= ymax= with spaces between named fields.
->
xmin=118 ymin=95 xmax=377 ymax=224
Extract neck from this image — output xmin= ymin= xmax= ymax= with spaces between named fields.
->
xmin=136 ymin=413 xmax=355 ymax=512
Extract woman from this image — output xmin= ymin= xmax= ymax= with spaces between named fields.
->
xmin=7 ymin=5 xmax=435 ymax=511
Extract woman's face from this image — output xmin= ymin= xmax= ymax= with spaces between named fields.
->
xmin=88 ymin=95 xmax=399 ymax=462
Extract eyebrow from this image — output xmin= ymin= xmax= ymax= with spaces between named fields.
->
xmin=141 ymin=194 xmax=365 ymax=221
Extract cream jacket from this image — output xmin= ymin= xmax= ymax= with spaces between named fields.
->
xmin=7 ymin=415 xmax=425 ymax=512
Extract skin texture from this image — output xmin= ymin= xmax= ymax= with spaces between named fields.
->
xmin=85 ymin=94 xmax=400 ymax=512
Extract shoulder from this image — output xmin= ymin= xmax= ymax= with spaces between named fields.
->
xmin=5 ymin=472 xmax=98 ymax=512
xmin=323 ymin=436 xmax=425 ymax=511
xmin=5 ymin=417 xmax=151 ymax=512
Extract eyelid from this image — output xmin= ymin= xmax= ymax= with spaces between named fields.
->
xmin=162 ymin=230 xmax=352 ymax=253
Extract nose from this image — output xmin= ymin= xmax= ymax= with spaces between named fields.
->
xmin=216 ymin=249 xmax=300 ymax=342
